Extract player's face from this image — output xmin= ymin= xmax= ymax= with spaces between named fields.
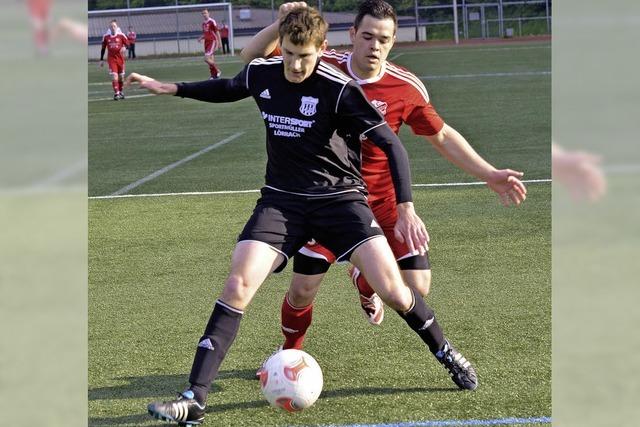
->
xmin=202 ymin=10 xmax=209 ymax=20
xmin=280 ymin=36 xmax=326 ymax=83
xmin=349 ymin=15 xmax=396 ymax=78
xmin=109 ymin=22 xmax=118 ymax=35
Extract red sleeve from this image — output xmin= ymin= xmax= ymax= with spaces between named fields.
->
xmin=120 ymin=34 xmax=129 ymax=47
xmin=405 ymin=100 xmax=444 ymax=136
xmin=267 ymin=46 xmax=282 ymax=58
xmin=401 ymin=78 xmax=444 ymax=136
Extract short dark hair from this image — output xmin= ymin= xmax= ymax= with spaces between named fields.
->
xmin=279 ymin=7 xmax=328 ymax=48
xmin=354 ymin=0 xmax=397 ymax=33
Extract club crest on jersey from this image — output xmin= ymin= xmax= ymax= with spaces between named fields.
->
xmin=371 ymin=100 xmax=388 ymax=116
xmin=299 ymin=96 xmax=319 ymax=116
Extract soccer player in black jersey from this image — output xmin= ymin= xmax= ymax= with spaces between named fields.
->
xmin=128 ymin=7 xmax=446 ymax=426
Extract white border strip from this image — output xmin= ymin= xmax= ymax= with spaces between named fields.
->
xmin=90 ymin=179 xmax=551 ymax=200
xmin=110 ymin=132 xmax=244 ymax=196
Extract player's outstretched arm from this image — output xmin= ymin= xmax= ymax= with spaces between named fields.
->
xmin=125 ymin=72 xmax=177 ymax=95
xmin=425 ymin=123 xmax=527 ymax=206
xmin=240 ymin=1 xmax=308 ymax=63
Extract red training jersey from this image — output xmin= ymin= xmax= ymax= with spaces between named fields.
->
xmin=322 ymin=50 xmax=444 ymax=202
xmin=127 ymin=31 xmax=137 ymax=43
xmin=202 ymin=18 xmax=218 ymax=41
xmin=27 ymin=0 xmax=52 ymax=19
xmin=220 ymin=24 xmax=229 ymax=38
xmin=102 ymin=31 xmax=129 ymax=60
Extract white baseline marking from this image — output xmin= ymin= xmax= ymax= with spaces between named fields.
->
xmin=419 ymin=71 xmax=550 ymax=80
xmin=91 ymin=179 xmax=551 ymax=200
xmin=110 ymin=132 xmax=245 ymax=196
xmin=89 ymin=93 xmax=155 ymax=102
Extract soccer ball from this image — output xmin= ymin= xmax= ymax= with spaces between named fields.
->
xmin=259 ymin=349 xmax=323 ymax=412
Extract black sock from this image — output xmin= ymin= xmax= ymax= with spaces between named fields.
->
xmin=188 ymin=300 xmax=243 ymax=405
xmin=396 ymin=288 xmax=445 ymax=354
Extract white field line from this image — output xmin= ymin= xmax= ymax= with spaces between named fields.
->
xmin=419 ymin=70 xmax=550 ymax=80
xmin=30 ymin=160 xmax=86 ymax=189
xmin=91 ymin=178 xmax=551 ymax=200
xmin=109 ymin=131 xmax=244 ymax=196
xmin=391 ymin=45 xmax=550 ymax=56
xmin=89 ymin=93 xmax=156 ymax=102
xmin=603 ymin=163 xmax=640 ymax=175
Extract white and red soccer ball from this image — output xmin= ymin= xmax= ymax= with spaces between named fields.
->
xmin=259 ymin=349 xmax=323 ymax=412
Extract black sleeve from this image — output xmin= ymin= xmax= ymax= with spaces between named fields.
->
xmin=337 ymin=81 xmax=413 ymax=204
xmin=100 ymin=46 xmax=105 ymax=61
xmin=365 ymin=124 xmax=413 ymax=204
xmin=175 ymin=65 xmax=251 ymax=103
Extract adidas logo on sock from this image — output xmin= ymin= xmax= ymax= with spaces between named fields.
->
xmin=198 ymin=338 xmax=215 ymax=351
xmin=260 ymin=89 xmax=271 ymax=99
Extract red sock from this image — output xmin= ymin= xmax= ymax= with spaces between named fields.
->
xmin=209 ymin=63 xmax=220 ymax=77
xmin=118 ymin=80 xmax=123 ymax=92
xmin=281 ymin=293 xmax=312 ymax=350
xmin=355 ymin=270 xmax=376 ymax=299
xmin=112 ymin=80 xmax=119 ymax=93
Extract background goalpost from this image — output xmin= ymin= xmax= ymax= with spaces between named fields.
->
xmin=88 ymin=3 xmax=234 ymax=57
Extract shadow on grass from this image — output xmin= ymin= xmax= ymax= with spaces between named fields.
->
xmin=89 ymin=369 xmax=257 ymax=401
xmin=89 ymin=379 xmax=457 ymax=426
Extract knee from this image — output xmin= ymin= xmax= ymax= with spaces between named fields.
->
xmin=379 ymin=282 xmax=413 ymax=312
xmin=222 ymin=274 xmax=254 ymax=303
xmin=408 ymin=270 xmax=432 ymax=298
xmin=288 ymin=279 xmax=318 ymax=307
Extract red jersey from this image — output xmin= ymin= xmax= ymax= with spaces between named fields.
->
xmin=202 ymin=18 xmax=218 ymax=41
xmin=127 ymin=31 xmax=137 ymax=43
xmin=101 ymin=31 xmax=129 ymax=60
xmin=321 ymin=50 xmax=444 ymax=201
xmin=27 ymin=0 xmax=52 ymax=19
xmin=219 ymin=24 xmax=229 ymax=38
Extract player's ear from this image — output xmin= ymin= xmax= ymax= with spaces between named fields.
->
xmin=349 ymin=26 xmax=356 ymax=43
xmin=320 ymin=39 xmax=328 ymax=51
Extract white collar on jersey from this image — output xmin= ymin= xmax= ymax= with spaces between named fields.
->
xmin=346 ymin=52 xmax=387 ymax=85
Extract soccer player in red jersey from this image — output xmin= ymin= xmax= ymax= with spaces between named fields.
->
xmin=197 ymin=9 xmax=221 ymax=79
xmin=100 ymin=20 xmax=129 ymax=100
xmin=126 ymin=26 xmax=137 ymax=59
xmin=26 ymin=0 xmax=53 ymax=55
xmin=242 ymin=0 xmax=528 ymax=390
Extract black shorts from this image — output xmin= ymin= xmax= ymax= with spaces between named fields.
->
xmin=238 ymin=188 xmax=384 ymax=272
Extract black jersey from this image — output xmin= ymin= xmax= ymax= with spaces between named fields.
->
xmin=175 ymin=57 xmax=413 ymax=202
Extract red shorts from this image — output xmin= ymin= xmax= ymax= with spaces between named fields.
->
xmin=299 ymin=194 xmax=417 ymax=262
xmin=108 ymin=56 xmax=125 ymax=75
xmin=204 ymin=39 xmax=217 ymax=56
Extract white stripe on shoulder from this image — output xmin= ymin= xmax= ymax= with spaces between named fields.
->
xmin=250 ymin=57 xmax=282 ymax=65
xmin=318 ymin=62 xmax=351 ymax=83
xmin=322 ymin=50 xmax=349 ymax=63
xmin=386 ymin=63 xmax=430 ymax=102
xmin=317 ymin=69 xmax=350 ymax=85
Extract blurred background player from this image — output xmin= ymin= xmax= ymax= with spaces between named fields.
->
xmin=219 ymin=19 xmax=230 ymax=55
xmin=126 ymin=26 xmax=136 ymax=59
xmin=243 ymin=0 xmax=526 ymax=386
xmin=197 ymin=9 xmax=221 ymax=79
xmin=100 ymin=20 xmax=128 ymax=100
xmin=26 ymin=0 xmax=53 ymax=55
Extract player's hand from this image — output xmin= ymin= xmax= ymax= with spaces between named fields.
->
xmin=278 ymin=2 xmax=308 ymax=20
xmin=394 ymin=202 xmax=429 ymax=255
xmin=553 ymin=149 xmax=606 ymax=202
xmin=99 ymin=60 xmax=104 ymax=68
xmin=486 ymin=169 xmax=527 ymax=206
xmin=125 ymin=72 xmax=177 ymax=95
